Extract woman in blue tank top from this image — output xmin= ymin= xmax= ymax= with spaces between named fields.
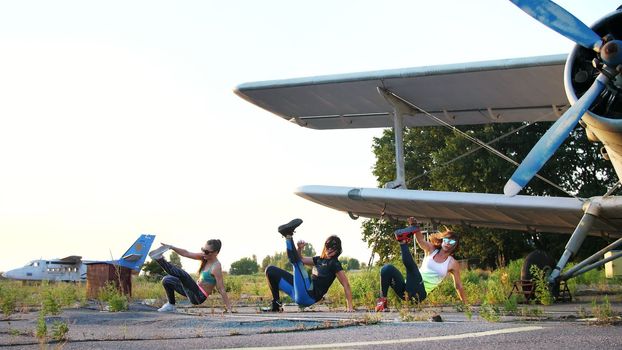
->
xmin=148 ymin=239 xmax=232 ymax=313
xmin=376 ymin=217 xmax=466 ymax=315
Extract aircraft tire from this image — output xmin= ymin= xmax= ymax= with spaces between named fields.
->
xmin=520 ymin=250 xmax=556 ymax=300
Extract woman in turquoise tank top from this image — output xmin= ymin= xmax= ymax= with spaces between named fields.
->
xmin=149 ymin=239 xmax=232 ymax=313
xmin=375 ymin=217 xmax=466 ymax=315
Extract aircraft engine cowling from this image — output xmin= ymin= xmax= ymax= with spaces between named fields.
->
xmin=565 ymin=8 xmax=622 ymax=121
xmin=562 ymin=7 xmax=622 ymax=178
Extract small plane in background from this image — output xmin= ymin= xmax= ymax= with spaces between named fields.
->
xmin=1 ymin=234 xmax=155 ymax=282
xmin=236 ymin=1 xmax=622 ymax=296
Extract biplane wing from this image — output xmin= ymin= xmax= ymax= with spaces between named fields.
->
xmin=235 ymin=54 xmax=568 ymax=130
xmin=235 ymin=54 xmax=622 ymax=238
xmin=297 ymin=185 xmax=622 ymax=238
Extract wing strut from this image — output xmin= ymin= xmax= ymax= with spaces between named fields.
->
xmin=377 ymin=87 xmax=409 ymax=189
xmin=548 ymin=200 xmax=600 ymax=283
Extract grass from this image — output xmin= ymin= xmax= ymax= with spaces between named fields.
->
xmin=0 ymin=257 xmax=619 ymax=320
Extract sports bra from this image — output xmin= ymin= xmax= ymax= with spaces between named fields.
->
xmin=199 ymin=262 xmax=217 ymax=285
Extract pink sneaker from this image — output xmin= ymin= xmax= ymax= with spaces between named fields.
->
xmin=375 ymin=297 xmax=388 ymax=312
xmin=394 ymin=226 xmax=420 ymax=243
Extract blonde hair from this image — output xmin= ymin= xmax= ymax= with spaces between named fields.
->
xmin=429 ymin=228 xmax=459 ymax=255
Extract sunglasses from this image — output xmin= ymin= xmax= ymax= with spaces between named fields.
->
xmin=442 ymin=238 xmax=457 ymax=245
xmin=202 ymin=248 xmax=215 ymax=254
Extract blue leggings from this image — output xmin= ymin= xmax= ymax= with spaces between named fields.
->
xmin=155 ymin=258 xmax=207 ymax=305
xmin=380 ymin=243 xmax=427 ymax=302
xmin=265 ymin=239 xmax=316 ymax=307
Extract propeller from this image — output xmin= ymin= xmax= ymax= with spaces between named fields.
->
xmin=504 ymin=0 xmax=619 ymax=196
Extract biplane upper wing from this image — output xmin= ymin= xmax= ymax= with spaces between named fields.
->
xmin=235 ymin=54 xmax=568 ymax=129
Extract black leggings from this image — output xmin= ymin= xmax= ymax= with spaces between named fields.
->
xmin=155 ymin=258 xmax=207 ymax=305
xmin=380 ymin=243 xmax=427 ymax=302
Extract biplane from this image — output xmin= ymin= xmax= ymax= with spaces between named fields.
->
xmin=235 ymin=1 xmax=622 ymax=295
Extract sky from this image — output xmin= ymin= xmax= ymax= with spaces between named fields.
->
xmin=0 ymin=0 xmax=619 ymax=273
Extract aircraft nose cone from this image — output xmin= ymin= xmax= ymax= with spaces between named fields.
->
xmin=601 ymin=40 xmax=622 ymax=66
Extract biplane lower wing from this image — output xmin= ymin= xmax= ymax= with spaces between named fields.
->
xmin=297 ymin=185 xmax=622 ymax=238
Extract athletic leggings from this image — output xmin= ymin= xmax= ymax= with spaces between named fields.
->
xmin=155 ymin=258 xmax=207 ymax=305
xmin=265 ymin=238 xmax=316 ymax=307
xmin=380 ymin=243 xmax=427 ymax=302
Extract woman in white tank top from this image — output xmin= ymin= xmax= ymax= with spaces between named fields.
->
xmin=376 ymin=217 xmax=467 ymax=313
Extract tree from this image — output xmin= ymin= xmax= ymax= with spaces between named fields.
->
xmin=229 ymin=255 xmax=259 ymax=275
xmin=260 ymin=243 xmax=317 ymax=271
xmin=364 ymin=122 xmax=616 ymax=268
xmin=169 ymin=251 xmax=182 ymax=269
xmin=339 ymin=256 xmax=361 ymax=270
xmin=261 ymin=252 xmax=290 ymax=271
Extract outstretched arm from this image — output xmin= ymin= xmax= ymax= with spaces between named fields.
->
xmin=212 ymin=263 xmax=233 ymax=312
xmin=407 ymin=217 xmax=434 ymax=253
xmin=164 ymin=243 xmax=204 ymax=260
xmin=448 ymin=259 xmax=467 ymax=303
xmin=336 ymin=270 xmax=354 ymax=312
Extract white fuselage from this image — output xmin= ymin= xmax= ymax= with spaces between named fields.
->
xmin=2 ymin=259 xmax=87 ymax=282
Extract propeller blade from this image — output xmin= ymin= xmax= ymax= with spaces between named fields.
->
xmin=510 ymin=0 xmax=602 ymax=51
xmin=504 ymin=74 xmax=608 ymax=196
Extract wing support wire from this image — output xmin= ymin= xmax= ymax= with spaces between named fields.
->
xmin=376 ymin=87 xmax=578 ymax=199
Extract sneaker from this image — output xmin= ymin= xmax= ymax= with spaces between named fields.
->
xmin=375 ymin=297 xmax=388 ymax=312
xmin=429 ymin=314 xmax=443 ymax=322
xmin=394 ymin=226 xmax=420 ymax=243
xmin=149 ymin=244 xmax=171 ymax=260
xmin=157 ymin=302 xmax=177 ymax=313
xmin=278 ymin=218 xmax=303 ymax=237
xmin=260 ymin=300 xmax=283 ymax=312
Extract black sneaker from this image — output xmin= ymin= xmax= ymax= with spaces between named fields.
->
xmin=429 ymin=314 xmax=443 ymax=322
xmin=278 ymin=218 xmax=303 ymax=237
xmin=261 ymin=300 xmax=283 ymax=312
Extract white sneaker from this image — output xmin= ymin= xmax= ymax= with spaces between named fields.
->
xmin=149 ymin=244 xmax=171 ymax=260
xmin=157 ymin=302 xmax=177 ymax=313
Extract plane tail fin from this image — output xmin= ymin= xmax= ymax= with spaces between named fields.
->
xmin=116 ymin=234 xmax=156 ymax=271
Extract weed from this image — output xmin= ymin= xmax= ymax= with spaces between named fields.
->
xmin=41 ymin=290 xmax=60 ymax=316
xmin=51 ymin=320 xmax=69 ymax=342
xmin=97 ymin=282 xmax=128 ymax=312
xmin=0 ymin=285 xmax=17 ymax=317
xmin=519 ymin=305 xmax=544 ymax=319
xmin=35 ymin=312 xmax=47 ymax=340
xmin=455 ymin=302 xmax=473 ymax=320
xmin=503 ymin=295 xmax=519 ymax=314
xmin=358 ymin=313 xmax=382 ymax=325
xmin=590 ymin=296 xmax=618 ymax=324
xmin=479 ymin=302 xmax=501 ymax=322
xmin=530 ymin=265 xmax=553 ymax=305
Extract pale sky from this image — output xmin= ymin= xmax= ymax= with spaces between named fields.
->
xmin=0 ymin=0 xmax=618 ymax=273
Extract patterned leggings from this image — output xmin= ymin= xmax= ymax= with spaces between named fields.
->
xmin=155 ymin=258 xmax=207 ymax=305
xmin=265 ymin=238 xmax=316 ymax=307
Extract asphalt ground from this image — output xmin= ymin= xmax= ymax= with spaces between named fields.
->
xmin=1 ymin=300 xmax=621 ymax=350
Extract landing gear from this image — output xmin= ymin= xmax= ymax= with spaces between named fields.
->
xmin=520 ymin=250 xmax=556 ymax=301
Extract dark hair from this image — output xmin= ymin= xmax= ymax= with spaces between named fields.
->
xmin=321 ymin=235 xmax=342 ymax=259
xmin=198 ymin=239 xmax=222 ymax=274
xmin=206 ymin=239 xmax=222 ymax=253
